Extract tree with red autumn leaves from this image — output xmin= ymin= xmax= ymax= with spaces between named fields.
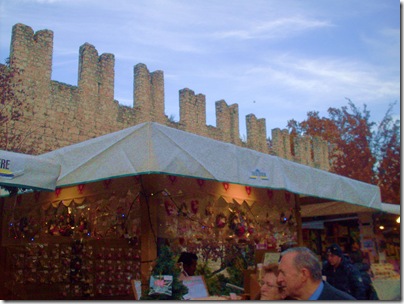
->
xmin=372 ymin=103 xmax=400 ymax=204
xmin=287 ymin=99 xmax=400 ymax=204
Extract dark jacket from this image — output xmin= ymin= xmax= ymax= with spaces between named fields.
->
xmin=322 ymin=256 xmax=367 ymax=300
xmin=349 ymin=250 xmax=379 ymax=300
xmin=354 ymin=262 xmax=379 ymax=300
xmin=318 ymin=281 xmax=356 ymax=300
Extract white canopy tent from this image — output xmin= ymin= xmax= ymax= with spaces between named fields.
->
xmin=40 ymin=122 xmax=384 ymax=216
xmin=381 ymin=202 xmax=400 ymax=215
xmin=0 ymin=149 xmax=61 ymax=191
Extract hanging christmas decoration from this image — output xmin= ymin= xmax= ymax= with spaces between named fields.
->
xmin=164 ymin=200 xmax=176 ymax=216
xmin=177 ymin=202 xmax=189 ymax=217
xmin=168 ymin=175 xmax=177 ymax=184
xmin=284 ymin=191 xmax=291 ymax=203
xmin=228 ymin=206 xmax=251 ymax=238
xmin=103 ymin=179 xmax=112 ymax=189
xmin=196 ymin=179 xmax=204 ymax=187
xmin=55 ymin=188 xmax=62 ymax=197
xmin=34 ymin=191 xmax=41 ymax=202
xmin=190 ymin=200 xmax=199 ymax=214
xmin=205 ymin=201 xmax=214 ymax=216
xmin=77 ymin=184 xmax=85 ymax=194
xmin=215 ymin=213 xmax=227 ymax=228
xmin=267 ymin=189 xmax=274 ymax=200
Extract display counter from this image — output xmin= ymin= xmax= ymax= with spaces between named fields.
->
xmin=371 ymin=262 xmax=401 ymax=300
xmin=372 ymin=278 xmax=400 ymax=301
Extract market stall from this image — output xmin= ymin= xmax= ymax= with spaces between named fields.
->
xmin=0 ymin=122 xmax=386 ymax=300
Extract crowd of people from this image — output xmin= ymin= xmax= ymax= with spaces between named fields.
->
xmin=258 ymin=243 xmax=378 ymax=300
xmin=178 ymin=241 xmax=379 ymax=301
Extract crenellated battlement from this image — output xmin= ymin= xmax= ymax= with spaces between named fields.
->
xmin=1 ymin=23 xmax=330 ymax=171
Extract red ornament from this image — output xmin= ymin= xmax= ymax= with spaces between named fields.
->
xmin=235 ymin=224 xmax=246 ymax=237
xmin=245 ymin=186 xmax=252 ymax=195
xmin=168 ymin=175 xmax=177 ymax=183
xmin=191 ymin=200 xmax=199 ymax=214
xmin=164 ymin=200 xmax=175 ymax=216
xmin=103 ymin=179 xmax=112 ymax=188
xmin=55 ymin=188 xmax=62 ymax=197
xmin=285 ymin=192 xmax=291 ymax=203
xmin=77 ymin=184 xmax=85 ymax=194
xmin=197 ymin=179 xmax=204 ymax=187
xmin=34 ymin=191 xmax=41 ymax=201
xmin=223 ymin=182 xmax=229 ymax=191
xmin=267 ymin=189 xmax=274 ymax=200
xmin=216 ymin=213 xmax=227 ymax=228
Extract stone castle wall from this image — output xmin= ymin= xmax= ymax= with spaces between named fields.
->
xmin=1 ymin=23 xmax=330 ymax=171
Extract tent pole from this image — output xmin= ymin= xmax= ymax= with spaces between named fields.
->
xmin=139 ymin=176 xmax=158 ymax=295
xmin=294 ymin=194 xmax=303 ymax=246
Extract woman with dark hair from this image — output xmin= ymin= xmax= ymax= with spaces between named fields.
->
xmin=177 ymin=252 xmax=198 ymax=279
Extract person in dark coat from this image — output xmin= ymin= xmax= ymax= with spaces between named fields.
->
xmin=349 ymin=243 xmax=379 ymax=300
xmin=322 ymin=244 xmax=367 ymax=300
xmin=277 ymin=247 xmax=355 ymax=300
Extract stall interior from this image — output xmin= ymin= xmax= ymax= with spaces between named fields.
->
xmin=302 ymin=211 xmax=400 ymax=301
xmin=302 ymin=214 xmax=400 ymax=264
xmin=0 ymin=174 xmax=298 ymax=300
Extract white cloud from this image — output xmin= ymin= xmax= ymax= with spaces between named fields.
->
xmin=212 ymin=16 xmax=332 ymax=40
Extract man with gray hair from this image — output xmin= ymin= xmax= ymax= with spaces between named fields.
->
xmin=277 ymin=247 xmax=356 ymax=300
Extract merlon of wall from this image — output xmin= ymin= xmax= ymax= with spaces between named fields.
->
xmin=246 ymin=114 xmax=268 ymax=153
xmin=133 ymin=63 xmax=165 ymax=123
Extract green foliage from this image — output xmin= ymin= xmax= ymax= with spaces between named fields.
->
xmin=140 ymin=245 xmax=188 ymax=300
xmin=226 ymin=255 xmax=246 ymax=289
xmin=196 ymin=262 xmax=226 ymax=296
xmin=195 ymin=245 xmax=255 ymax=297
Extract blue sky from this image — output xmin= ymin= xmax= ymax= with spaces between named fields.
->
xmin=0 ymin=0 xmax=400 ymax=138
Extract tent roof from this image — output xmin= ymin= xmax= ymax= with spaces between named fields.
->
xmin=381 ymin=203 xmax=400 ymax=215
xmin=0 ymin=149 xmax=61 ymax=191
xmin=41 ymin=122 xmax=382 ymax=213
